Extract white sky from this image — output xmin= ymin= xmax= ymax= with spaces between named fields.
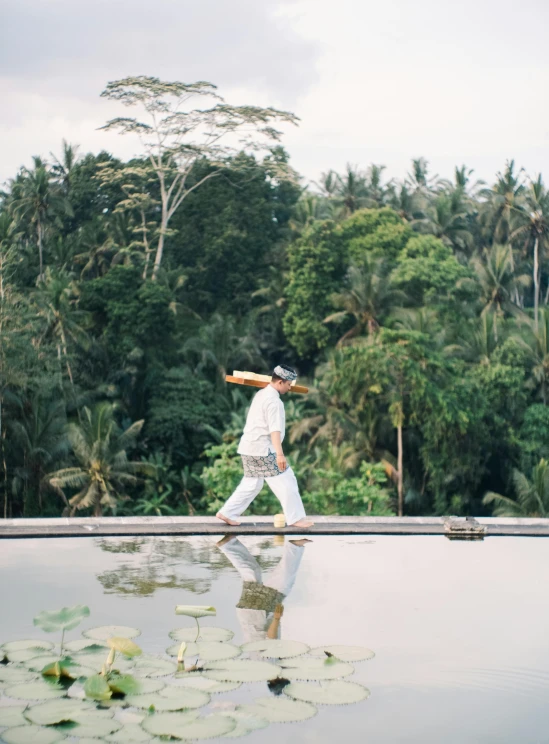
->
xmin=2 ymin=0 xmax=548 ymax=188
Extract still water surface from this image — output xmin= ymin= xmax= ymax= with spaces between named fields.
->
xmin=1 ymin=535 xmax=548 ymax=743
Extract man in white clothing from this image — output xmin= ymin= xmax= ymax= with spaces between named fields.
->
xmin=216 ymin=364 xmax=313 ymax=528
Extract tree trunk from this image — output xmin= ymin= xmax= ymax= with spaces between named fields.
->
xmin=37 ymin=219 xmax=44 ymax=280
xmin=397 ymin=423 xmax=404 ymax=517
xmin=534 ymin=237 xmax=540 ymax=332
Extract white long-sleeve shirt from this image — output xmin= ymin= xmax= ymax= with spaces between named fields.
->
xmin=237 ymin=385 xmax=285 ymax=456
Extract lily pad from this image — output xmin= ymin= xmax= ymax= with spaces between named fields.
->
xmin=83 ymin=626 xmax=141 ymax=641
xmin=241 ymin=640 xmax=309 ymax=659
xmin=1 ymin=725 xmax=65 ymax=744
xmin=5 ymin=681 xmax=66 ymax=700
xmin=125 ymin=686 xmax=209 ymax=711
xmin=106 ymin=723 xmax=152 ymax=742
xmin=84 ymin=673 xmax=112 ymax=701
xmin=63 ymin=640 xmax=107 ymax=653
xmin=309 ymin=645 xmax=375 ymax=662
xmin=224 ymin=709 xmax=268 ymax=738
xmin=33 ymin=605 xmax=90 ymax=634
xmin=107 ymin=637 xmax=142 ymax=658
xmin=7 ymin=649 xmax=52 ymax=664
xmin=107 ymin=673 xmax=142 ymax=696
xmin=132 ymin=656 xmax=177 ymax=678
xmin=0 ymin=706 xmax=29 ymax=727
xmin=24 ymin=699 xmax=97 ymax=725
xmin=240 ymin=696 xmax=317 ymax=723
xmin=0 ymin=666 xmax=36 ymax=684
xmin=284 ymin=680 xmax=370 ymax=705
xmin=203 ymin=660 xmax=281 ymax=683
xmin=142 ymin=711 xmax=236 ymax=739
xmin=166 ymin=642 xmax=240 ymax=662
xmin=168 ymin=627 xmax=234 ymax=643
xmin=280 ymin=657 xmax=354 ymax=681
xmin=174 ymin=606 xmax=216 ymax=619
xmin=67 ymin=713 xmax=122 ymax=739
xmin=175 ymin=675 xmax=241 ymax=694
xmin=1 ymin=640 xmax=54 ymax=653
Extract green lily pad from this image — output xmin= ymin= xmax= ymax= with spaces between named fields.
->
xmin=107 ymin=673 xmax=142 ymax=696
xmin=1 ymin=640 xmax=54 ymax=653
xmin=309 ymin=645 xmax=375 ymax=662
xmin=128 ymin=677 xmax=165 ymax=694
xmin=0 ymin=666 xmax=36 ymax=684
xmin=0 ymin=706 xmax=29 ymax=727
xmin=106 ymin=723 xmax=152 ymax=742
xmin=84 ymin=674 xmax=112 ymax=701
xmin=241 ymin=640 xmax=309 ymax=659
xmin=284 ymin=680 xmax=370 ymax=705
xmin=168 ymin=628 xmax=234 ymax=643
xmin=240 ymin=696 xmax=317 ymax=723
xmin=24 ymin=699 xmax=97 ymax=725
xmin=7 ymin=650 xmax=52 ymax=664
xmin=203 ymin=660 xmax=281 ymax=683
xmin=166 ymin=642 xmax=240 ymax=662
xmin=132 ymin=656 xmax=177 ymax=678
xmin=66 ymin=713 xmax=122 ymax=739
xmin=142 ymin=711 xmax=235 ymax=739
xmin=83 ymin=626 xmax=141 ymax=641
xmin=175 ymin=674 xmax=241 ymax=693
xmin=107 ymin=637 xmax=142 ymax=658
xmin=63 ymin=640 xmax=107 ymax=653
xmin=280 ymin=657 xmax=354 ymax=680
xmin=224 ymin=709 xmax=268 ymax=738
xmin=5 ymin=681 xmax=66 ymax=700
xmin=125 ymin=685 xmax=209 ymax=711
xmin=174 ymin=606 xmax=216 ymax=619
xmin=33 ymin=605 xmax=90 ymax=634
xmin=1 ymin=725 xmax=65 ymax=744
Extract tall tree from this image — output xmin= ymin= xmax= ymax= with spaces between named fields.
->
xmin=100 ymin=76 xmax=298 ymax=279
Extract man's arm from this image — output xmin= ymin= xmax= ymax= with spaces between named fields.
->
xmin=270 ymin=431 xmax=287 ymax=472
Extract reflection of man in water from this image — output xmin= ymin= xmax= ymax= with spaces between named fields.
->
xmin=217 ymin=535 xmax=311 ymax=643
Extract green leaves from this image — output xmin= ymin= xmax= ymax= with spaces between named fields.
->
xmin=174 ymin=605 xmax=216 ymax=618
xmin=107 ymin=637 xmax=142 ymax=658
xmin=33 ymin=605 xmax=90 ymax=634
xmin=84 ymin=674 xmax=112 ymax=701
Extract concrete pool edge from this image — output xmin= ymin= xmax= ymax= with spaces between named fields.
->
xmin=2 ymin=516 xmax=549 ymax=537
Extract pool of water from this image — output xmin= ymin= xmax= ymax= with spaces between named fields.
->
xmin=1 ymin=534 xmax=548 ymax=743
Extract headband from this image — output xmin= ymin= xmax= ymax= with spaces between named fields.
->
xmin=274 ymin=365 xmax=297 ymax=382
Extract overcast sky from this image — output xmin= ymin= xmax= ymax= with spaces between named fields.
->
xmin=2 ymin=0 xmax=549 ymax=188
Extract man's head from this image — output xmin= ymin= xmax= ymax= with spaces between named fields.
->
xmin=270 ymin=364 xmax=297 ymax=394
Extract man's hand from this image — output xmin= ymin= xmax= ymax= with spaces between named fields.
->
xmin=276 ymin=453 xmax=287 ymax=472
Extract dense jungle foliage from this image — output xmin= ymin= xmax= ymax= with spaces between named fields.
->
xmin=2 ymin=84 xmax=549 ymax=519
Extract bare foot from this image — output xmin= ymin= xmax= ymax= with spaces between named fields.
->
xmin=216 ymin=534 xmax=237 ymax=547
xmin=289 ymin=519 xmax=314 ymax=529
xmin=216 ymin=512 xmax=241 ymax=526
xmin=290 ymin=538 xmax=313 ymax=547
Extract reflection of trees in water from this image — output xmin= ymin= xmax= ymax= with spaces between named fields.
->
xmin=94 ymin=536 xmax=281 ymax=597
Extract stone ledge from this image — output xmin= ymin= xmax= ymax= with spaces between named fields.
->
xmin=2 ymin=516 xmax=549 ymax=538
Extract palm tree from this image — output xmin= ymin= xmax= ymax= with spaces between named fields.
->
xmin=405 ymin=158 xmax=440 ymax=216
xmin=47 ymin=403 xmax=153 ymax=516
xmin=483 ymin=459 xmax=549 ymax=517
xmin=510 ymin=175 xmax=549 ymax=331
xmin=471 ymin=244 xmax=530 ymax=340
xmin=313 ymin=170 xmax=339 ymax=199
xmin=414 ymin=189 xmax=473 ymax=254
xmin=10 ymin=159 xmax=70 ymax=280
xmin=514 ymin=308 xmax=549 ymax=403
xmin=50 ymin=140 xmax=81 ymax=195
xmin=335 ymin=164 xmax=369 ymax=216
xmin=289 ymin=192 xmax=334 ymax=233
xmin=446 ymin=313 xmax=501 ymax=365
xmin=480 ymin=159 xmax=525 ymax=245
xmin=324 ymin=258 xmax=403 ymax=344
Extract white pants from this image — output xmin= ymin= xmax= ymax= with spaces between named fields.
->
xmin=218 ymin=538 xmax=305 ymax=642
xmin=220 ymin=466 xmax=306 ymax=525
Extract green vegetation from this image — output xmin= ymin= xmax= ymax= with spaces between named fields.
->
xmin=1 ymin=77 xmax=549 ymax=518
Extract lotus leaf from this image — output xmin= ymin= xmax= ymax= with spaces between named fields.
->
xmin=174 ymin=606 xmax=216 ymax=619
xmin=133 ymin=656 xmax=177 ymax=677
xmin=280 ymin=657 xmax=354 ymax=681
xmin=106 ymin=723 xmax=152 ymax=742
xmin=84 ymin=673 xmax=112 ymax=701
xmin=241 ymin=639 xmax=309 ymax=659
xmin=7 ymin=650 xmax=52 ymax=664
xmin=0 ymin=705 xmax=29 ymax=727
xmin=240 ymin=696 xmax=317 ymax=723
xmin=168 ymin=627 xmax=234 ymax=643
xmin=284 ymin=679 xmax=370 ymax=705
xmin=125 ymin=685 xmax=209 ymax=711
xmin=224 ymin=709 xmax=269 ymax=738
xmin=107 ymin=637 xmax=142 ymax=658
xmin=65 ymin=713 xmax=122 ymax=739
xmin=83 ymin=626 xmax=141 ymax=641
xmin=24 ymin=699 xmax=97 ymax=725
xmin=5 ymin=681 xmax=65 ymax=700
xmin=63 ymin=640 xmax=107 ymax=653
xmin=203 ymin=660 xmax=282 ymax=683
xmin=1 ymin=725 xmax=66 ymax=744
xmin=142 ymin=711 xmax=236 ymax=739
xmin=33 ymin=605 xmax=90 ymax=634
xmin=175 ymin=675 xmax=241 ymax=693
xmin=165 ymin=642 xmax=240 ymax=662
xmin=309 ymin=645 xmax=375 ymax=662
xmin=1 ymin=640 xmax=54 ymax=653
xmin=0 ymin=667 xmax=36 ymax=684
xmin=107 ymin=673 xmax=141 ymax=695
